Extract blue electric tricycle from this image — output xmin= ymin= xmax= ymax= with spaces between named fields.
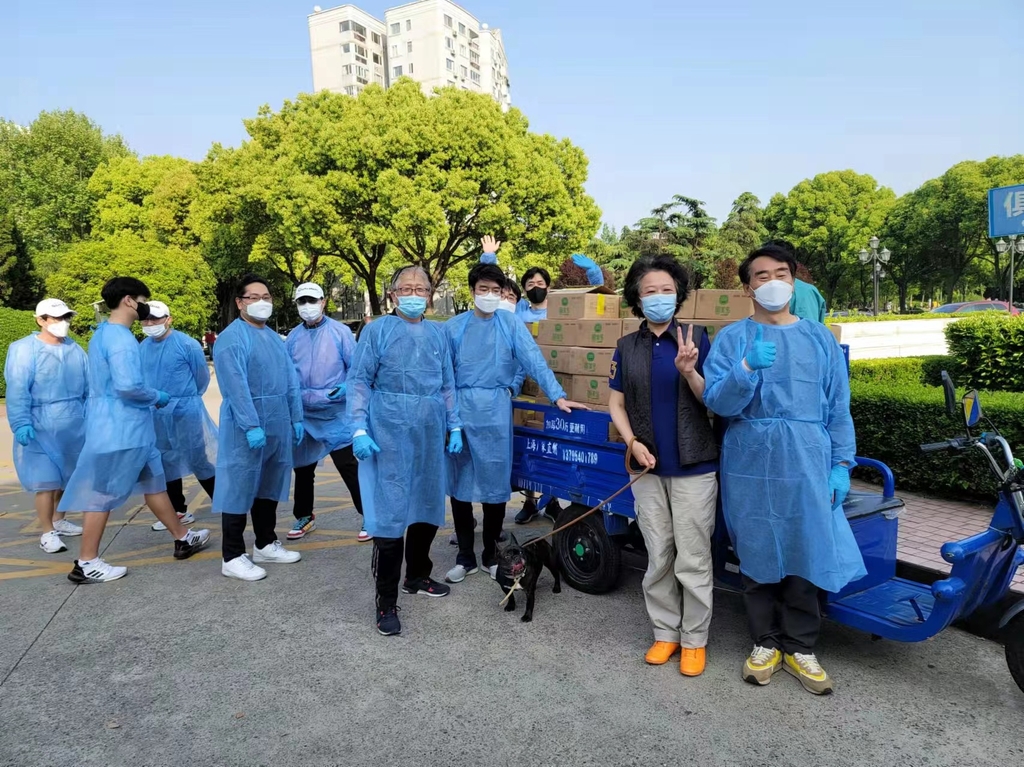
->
xmin=510 ymin=370 xmax=1024 ymax=693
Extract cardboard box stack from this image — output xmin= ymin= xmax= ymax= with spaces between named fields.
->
xmin=675 ymin=289 xmax=754 ymax=342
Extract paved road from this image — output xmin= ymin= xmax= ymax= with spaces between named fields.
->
xmin=1 ymin=375 xmax=1023 ymax=766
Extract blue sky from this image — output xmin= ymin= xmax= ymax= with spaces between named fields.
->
xmin=3 ymin=0 xmax=1022 ymax=229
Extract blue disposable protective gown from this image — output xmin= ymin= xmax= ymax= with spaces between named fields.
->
xmin=4 ymin=335 xmax=88 ymax=492
xmin=211 ymin=319 xmax=302 ymax=514
xmin=58 ymin=323 xmax=166 ymax=512
xmin=703 ymin=318 xmax=865 ymax=593
xmin=141 ymin=330 xmax=217 ymax=482
xmin=286 ymin=317 xmax=356 ymax=468
xmin=445 ymin=310 xmax=565 ymax=504
xmin=346 ymin=315 xmax=461 ymax=539
xmin=515 ymin=299 xmax=546 ymax=322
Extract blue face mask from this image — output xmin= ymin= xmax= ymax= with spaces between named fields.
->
xmin=640 ymin=294 xmax=677 ymax=323
xmin=397 ymin=296 xmax=427 ymax=319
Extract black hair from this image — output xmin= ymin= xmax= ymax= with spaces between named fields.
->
xmin=739 ymin=244 xmax=797 ymax=286
xmin=468 ymin=262 xmax=506 ymax=290
xmin=504 ymin=277 xmax=521 ymax=301
xmin=622 ymin=255 xmax=691 ymax=320
xmin=520 ymin=267 xmax=551 ymax=291
xmin=101 ymin=277 xmax=150 ymax=310
xmin=235 ymin=273 xmax=272 ymax=299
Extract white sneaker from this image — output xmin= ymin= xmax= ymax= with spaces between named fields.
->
xmin=221 ymin=554 xmax=267 ymax=581
xmin=357 ymin=529 xmax=373 ymax=542
xmin=152 ymin=511 xmax=195 ymax=531
xmin=39 ymin=530 xmax=67 ymax=554
xmin=69 ymin=558 xmax=127 ymax=584
xmin=485 ymin=564 xmax=498 ymax=580
xmin=252 ymin=540 xmax=301 ymax=564
xmin=445 ymin=563 xmax=478 ymax=583
xmin=52 ymin=518 xmax=83 ymax=537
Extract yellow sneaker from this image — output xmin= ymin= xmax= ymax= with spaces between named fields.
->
xmin=645 ymin=641 xmax=680 ymax=665
xmin=679 ymin=647 xmax=706 ymax=676
xmin=784 ymin=652 xmax=834 ymax=695
xmin=742 ymin=645 xmax=782 ymax=686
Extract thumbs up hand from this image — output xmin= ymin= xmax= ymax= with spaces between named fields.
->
xmin=745 ymin=325 xmax=776 ymax=371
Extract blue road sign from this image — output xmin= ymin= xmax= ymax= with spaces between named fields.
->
xmin=989 ymin=184 xmax=1024 ymax=238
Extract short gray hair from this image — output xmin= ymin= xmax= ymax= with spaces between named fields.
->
xmin=389 ymin=265 xmax=432 ymax=294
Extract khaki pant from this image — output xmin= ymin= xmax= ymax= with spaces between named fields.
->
xmin=632 ymin=472 xmax=717 ymax=648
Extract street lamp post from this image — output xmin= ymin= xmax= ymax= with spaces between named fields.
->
xmin=995 ymin=235 xmax=1024 ymax=308
xmin=858 ymin=236 xmax=891 ymax=316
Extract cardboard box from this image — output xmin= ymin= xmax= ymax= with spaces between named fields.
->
xmin=575 ymin=320 xmax=622 ymax=348
xmin=520 ymin=378 xmax=541 ymax=397
xmin=676 ymin=292 xmax=698 ymax=319
xmin=526 ymin=321 xmax=540 ymax=339
xmin=569 ymin=347 xmax=614 ymax=377
xmin=538 ymin=345 xmax=572 ymax=373
xmin=536 ymin=320 xmax=578 ymax=346
xmin=621 ymin=318 xmax=641 ymax=336
xmin=554 ymin=372 xmax=572 ymax=393
xmin=548 ymin=287 xmax=620 ymax=320
xmin=694 ymin=290 xmax=754 ymax=321
xmin=698 ymin=319 xmax=734 ymax=343
xmin=571 ymin=374 xmax=611 ymax=406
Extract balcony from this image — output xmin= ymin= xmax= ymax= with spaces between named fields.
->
xmin=353 ymin=32 xmax=366 ymax=43
xmin=470 ymin=61 xmax=480 ymax=70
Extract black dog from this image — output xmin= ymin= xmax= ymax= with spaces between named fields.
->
xmin=495 ymin=533 xmax=561 ymax=622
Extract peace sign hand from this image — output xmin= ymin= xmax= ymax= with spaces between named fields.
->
xmin=675 ymin=324 xmax=699 ymax=377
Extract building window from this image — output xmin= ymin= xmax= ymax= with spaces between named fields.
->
xmin=340 ymin=21 xmax=350 ymax=32
xmin=342 ymin=43 xmax=350 ymax=53
xmin=459 ymin=22 xmax=466 ymax=34
xmin=444 ymin=14 xmax=453 ymax=27
xmin=406 ymin=19 xmax=411 ymax=31
xmin=408 ymin=62 xmax=414 ymax=74
xmin=461 ymin=65 xmax=468 ymax=78
xmin=353 ymin=22 xmax=366 ymax=37
xmin=344 ymin=85 xmax=355 ymax=95
xmin=375 ymin=74 xmax=384 ymax=85
xmin=390 ymin=22 xmax=400 ymax=34
xmin=355 ymin=44 xmax=366 ymax=56
xmin=460 ymin=45 xmax=466 ymax=56
xmin=393 ymin=66 xmax=402 ymax=78
xmin=446 ymin=37 xmax=453 ymax=50
xmin=373 ymin=52 xmax=381 ymax=64
xmin=446 ymin=58 xmax=454 ymax=71
xmin=372 ymin=32 xmax=380 ymax=44
xmin=407 ymin=40 xmax=413 ymax=53
xmin=343 ymin=64 xmax=352 ymax=75
xmin=391 ymin=44 xmax=398 ymax=57
xmin=470 ymin=70 xmax=480 ymax=83
xmin=470 ymin=51 xmax=480 ymax=64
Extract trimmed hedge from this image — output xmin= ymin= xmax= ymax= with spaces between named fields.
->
xmin=851 ymin=379 xmax=1024 ymax=500
xmin=849 ymin=356 xmax=957 ymax=388
xmin=825 ymin=313 xmax=947 ymax=324
xmin=0 ymin=307 xmax=42 ymax=399
xmin=945 ymin=314 xmax=1024 ymax=393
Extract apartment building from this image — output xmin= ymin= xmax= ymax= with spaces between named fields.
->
xmin=308 ymin=0 xmax=511 ymax=109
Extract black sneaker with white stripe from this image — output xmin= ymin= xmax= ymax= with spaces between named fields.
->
xmin=68 ymin=559 xmax=128 ymax=584
xmin=401 ymin=577 xmax=451 ymax=598
xmin=174 ymin=528 xmax=211 ymax=560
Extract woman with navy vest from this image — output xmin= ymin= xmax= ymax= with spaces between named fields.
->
xmin=608 ymin=255 xmax=719 ymax=677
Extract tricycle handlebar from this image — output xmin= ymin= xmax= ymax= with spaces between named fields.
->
xmin=920 ymin=439 xmax=963 ymax=454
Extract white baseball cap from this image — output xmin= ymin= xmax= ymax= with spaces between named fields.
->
xmin=294 ymin=283 xmax=324 ymax=301
xmin=147 ymin=301 xmax=170 ymax=319
xmin=35 ymin=299 xmax=77 ymax=318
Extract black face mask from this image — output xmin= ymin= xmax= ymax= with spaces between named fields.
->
xmin=133 ymin=299 xmax=151 ymax=321
xmin=526 ymin=287 xmax=547 ymax=305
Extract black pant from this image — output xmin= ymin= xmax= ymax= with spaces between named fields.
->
xmin=222 ymin=498 xmax=279 ymax=561
xmin=372 ymin=522 xmax=438 ymax=610
xmin=165 ymin=476 xmax=216 ymax=513
xmin=743 ymin=575 xmax=821 ymax=654
xmin=292 ymin=445 xmax=363 ymax=519
xmin=451 ymin=498 xmax=505 ymax=567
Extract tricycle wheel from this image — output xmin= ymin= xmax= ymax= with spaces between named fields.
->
xmin=1005 ymin=612 xmax=1024 ymax=694
xmin=554 ymin=503 xmax=621 ymax=595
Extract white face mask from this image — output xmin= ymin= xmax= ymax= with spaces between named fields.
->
xmin=497 ymin=300 xmax=516 ymax=313
xmin=474 ymin=294 xmax=502 ymax=314
xmin=142 ymin=323 xmax=169 ymax=338
xmin=298 ymin=303 xmax=323 ymax=323
xmin=47 ymin=320 xmax=70 ymax=338
xmin=752 ymin=280 xmax=794 ymax=312
xmin=247 ymin=300 xmax=274 ymax=321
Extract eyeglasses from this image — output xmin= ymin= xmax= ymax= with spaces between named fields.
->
xmin=295 ymin=297 xmax=321 ymax=305
xmin=240 ymin=294 xmax=272 ymax=303
xmin=474 ymin=286 xmax=502 ymax=296
xmin=393 ymin=286 xmax=430 ymax=297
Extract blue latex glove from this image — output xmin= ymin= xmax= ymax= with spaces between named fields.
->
xmin=571 ymin=253 xmax=604 ymax=286
xmin=829 ymin=464 xmax=851 ymax=509
xmin=448 ymin=429 xmax=464 ymax=454
xmin=480 ymin=252 xmax=497 ymax=265
xmin=353 ymin=433 xmax=381 ymax=461
xmin=155 ymin=390 xmax=171 ymax=408
xmin=327 ymin=383 xmax=347 ymax=400
xmin=246 ymin=427 xmax=267 ymax=450
xmin=14 ymin=425 xmax=35 ymax=446
xmin=745 ymin=325 xmax=777 ymax=371
xmin=293 ymin=422 xmax=305 ymax=446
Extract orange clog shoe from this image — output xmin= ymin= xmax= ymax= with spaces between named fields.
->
xmin=645 ymin=641 xmax=680 ymax=665
xmin=680 ymin=647 xmax=706 ymax=676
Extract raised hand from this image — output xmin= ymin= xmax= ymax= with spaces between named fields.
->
xmin=481 ymin=235 xmax=501 ymax=257
xmin=675 ymin=324 xmax=699 ymax=376
xmin=745 ymin=325 xmax=776 ymax=371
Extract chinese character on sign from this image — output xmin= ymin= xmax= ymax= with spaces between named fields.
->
xmin=1006 ymin=190 xmax=1024 ymax=219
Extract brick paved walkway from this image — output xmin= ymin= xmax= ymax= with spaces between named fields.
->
xmin=854 ymin=480 xmax=1024 ymax=593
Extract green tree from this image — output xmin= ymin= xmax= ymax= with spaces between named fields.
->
xmin=764 ymin=171 xmax=896 ymax=306
xmin=0 ymin=111 xmax=131 ymax=254
xmin=0 ymin=214 xmax=41 ymax=309
xmin=44 ymin=233 xmax=216 ymax=338
xmin=718 ymin=192 xmax=767 ymax=260
xmin=880 ymin=191 xmax=941 ymax=312
xmin=192 ymin=82 xmax=601 ymax=313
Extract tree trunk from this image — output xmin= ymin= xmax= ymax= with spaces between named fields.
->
xmin=216 ymin=280 xmax=236 ymax=331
